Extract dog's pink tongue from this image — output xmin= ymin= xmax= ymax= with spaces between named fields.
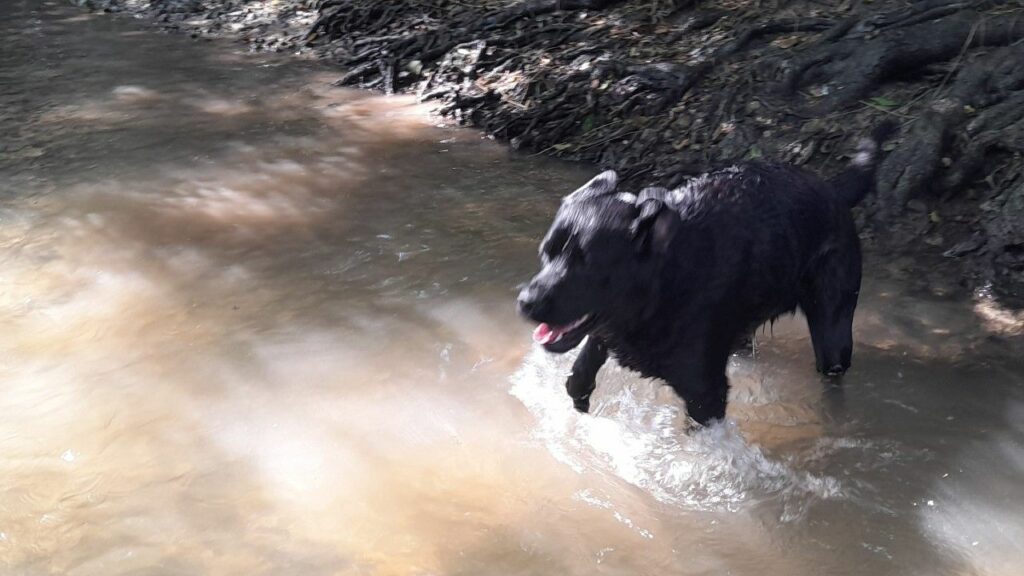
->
xmin=533 ymin=323 xmax=561 ymax=344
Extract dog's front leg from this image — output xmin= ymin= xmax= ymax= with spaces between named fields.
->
xmin=666 ymin=350 xmax=730 ymax=427
xmin=566 ymin=337 xmax=607 ymax=413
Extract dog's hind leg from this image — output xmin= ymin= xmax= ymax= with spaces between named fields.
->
xmin=800 ymin=249 xmax=861 ymax=376
xmin=566 ymin=337 xmax=608 ymax=413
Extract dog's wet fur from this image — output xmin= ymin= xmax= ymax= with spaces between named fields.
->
xmin=518 ymin=125 xmax=894 ymax=426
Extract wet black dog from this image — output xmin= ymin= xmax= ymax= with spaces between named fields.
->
xmin=517 ymin=126 xmax=893 ymax=425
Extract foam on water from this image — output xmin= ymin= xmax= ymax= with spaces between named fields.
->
xmin=509 ymin=344 xmax=845 ymax=515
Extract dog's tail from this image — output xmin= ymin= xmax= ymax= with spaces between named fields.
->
xmin=828 ymin=120 xmax=899 ymax=208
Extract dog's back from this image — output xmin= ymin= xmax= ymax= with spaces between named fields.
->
xmin=658 ymin=162 xmax=856 ymax=325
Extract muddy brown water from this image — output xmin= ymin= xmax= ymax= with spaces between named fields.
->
xmin=2 ymin=2 xmax=1023 ymax=575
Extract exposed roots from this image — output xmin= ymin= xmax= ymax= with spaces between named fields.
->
xmin=876 ymin=42 xmax=1024 ymax=213
xmin=304 ymin=0 xmax=1024 ymax=290
xmin=781 ymin=1 xmax=1024 ymax=112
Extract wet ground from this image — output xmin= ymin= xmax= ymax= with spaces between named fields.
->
xmin=1 ymin=2 xmax=1023 ymax=575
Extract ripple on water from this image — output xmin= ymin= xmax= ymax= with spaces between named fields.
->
xmin=510 ymin=345 xmax=845 ymax=518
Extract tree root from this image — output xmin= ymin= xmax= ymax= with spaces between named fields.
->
xmin=781 ymin=2 xmax=1024 ymax=112
xmin=877 ymin=43 xmax=1024 ymax=212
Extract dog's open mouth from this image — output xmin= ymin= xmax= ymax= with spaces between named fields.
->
xmin=532 ymin=315 xmax=592 ymax=353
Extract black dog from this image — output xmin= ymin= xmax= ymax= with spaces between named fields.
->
xmin=517 ymin=125 xmax=893 ymax=426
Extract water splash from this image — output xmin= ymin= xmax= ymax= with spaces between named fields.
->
xmin=510 ymin=345 xmax=844 ymax=515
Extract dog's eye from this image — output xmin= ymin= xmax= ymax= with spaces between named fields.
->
xmin=561 ymin=235 xmax=574 ymax=254
xmin=542 ymin=230 xmax=571 ymax=260
xmin=567 ymin=243 xmax=586 ymax=265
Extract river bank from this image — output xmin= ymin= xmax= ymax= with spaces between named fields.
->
xmin=75 ymin=0 xmax=1024 ymax=308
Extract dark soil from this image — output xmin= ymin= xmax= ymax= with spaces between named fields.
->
xmin=77 ymin=0 xmax=1024 ymax=308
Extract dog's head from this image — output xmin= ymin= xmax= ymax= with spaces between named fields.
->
xmin=517 ymin=170 xmax=678 ymax=352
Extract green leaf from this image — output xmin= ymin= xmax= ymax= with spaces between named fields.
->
xmin=582 ymin=115 xmax=595 ymax=133
xmin=869 ymin=96 xmax=899 ymax=109
xmin=552 ymin=143 xmax=573 ymax=151
xmin=746 ymin=145 xmax=763 ymax=159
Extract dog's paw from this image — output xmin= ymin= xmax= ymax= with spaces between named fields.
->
xmin=824 ymin=364 xmax=847 ymax=377
xmin=572 ymin=395 xmax=591 ymax=413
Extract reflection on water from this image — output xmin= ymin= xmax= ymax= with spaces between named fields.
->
xmin=1 ymin=1 xmax=1023 ymax=575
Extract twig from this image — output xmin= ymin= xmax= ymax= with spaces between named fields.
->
xmin=859 ymin=100 xmax=917 ymax=119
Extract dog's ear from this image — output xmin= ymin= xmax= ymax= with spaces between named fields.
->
xmin=565 ymin=170 xmax=618 ymax=203
xmin=631 ymin=187 xmax=676 ymax=255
